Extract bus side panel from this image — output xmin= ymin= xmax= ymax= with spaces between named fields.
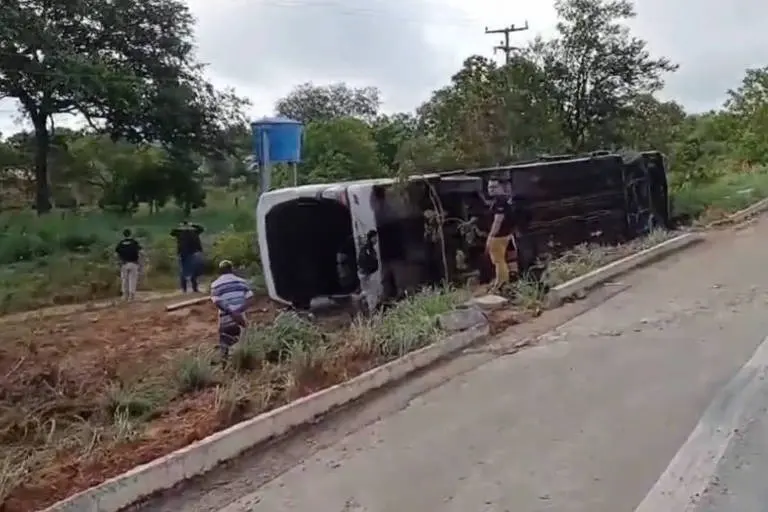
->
xmin=346 ymin=184 xmax=384 ymax=307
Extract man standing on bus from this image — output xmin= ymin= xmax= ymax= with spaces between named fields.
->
xmin=485 ymin=178 xmax=515 ymax=290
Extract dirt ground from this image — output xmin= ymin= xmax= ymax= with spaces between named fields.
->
xmin=0 ymin=291 xmax=409 ymax=511
xmin=0 ymin=284 xmax=519 ymax=511
xmin=0 ymin=295 xmax=285 ymax=511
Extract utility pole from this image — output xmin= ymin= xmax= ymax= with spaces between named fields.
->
xmin=484 ymin=22 xmax=529 ymax=64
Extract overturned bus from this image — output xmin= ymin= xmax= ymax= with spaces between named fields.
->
xmin=255 ymin=150 xmax=670 ymax=309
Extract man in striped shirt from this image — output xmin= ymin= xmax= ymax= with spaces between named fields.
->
xmin=210 ymin=260 xmax=254 ymax=361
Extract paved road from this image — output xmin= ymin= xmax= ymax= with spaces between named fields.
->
xmin=142 ymin=219 xmax=768 ymax=512
xmin=694 ymin=381 xmax=768 ymax=512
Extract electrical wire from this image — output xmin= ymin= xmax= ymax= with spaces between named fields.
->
xmin=193 ymin=0 xmax=485 ymax=27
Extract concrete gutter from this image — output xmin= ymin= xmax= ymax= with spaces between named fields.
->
xmin=549 ymin=232 xmax=703 ymax=306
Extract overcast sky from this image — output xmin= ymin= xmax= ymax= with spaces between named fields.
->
xmin=1 ymin=0 xmax=767 ymax=135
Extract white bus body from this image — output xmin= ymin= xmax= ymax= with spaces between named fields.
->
xmin=256 ymin=178 xmax=394 ymax=308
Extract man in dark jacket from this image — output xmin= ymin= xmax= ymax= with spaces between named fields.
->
xmin=171 ymin=220 xmax=204 ymax=293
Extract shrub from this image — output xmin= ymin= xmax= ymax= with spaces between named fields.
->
xmin=146 ymin=237 xmax=177 ymax=274
xmin=239 ymin=312 xmax=324 ymax=365
xmin=102 ymin=382 xmax=166 ymax=419
xmin=353 ymin=287 xmax=464 ymax=358
xmin=210 ymin=229 xmax=259 ymax=269
xmin=230 ymin=335 xmax=263 ymax=372
xmin=174 ymin=348 xmax=217 ymax=393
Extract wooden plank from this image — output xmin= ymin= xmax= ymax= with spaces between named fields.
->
xmin=165 ymin=296 xmax=209 ymax=312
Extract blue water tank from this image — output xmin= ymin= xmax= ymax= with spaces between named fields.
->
xmin=251 ymin=116 xmax=303 ymax=164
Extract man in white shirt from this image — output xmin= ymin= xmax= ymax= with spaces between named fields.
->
xmin=210 ymin=260 xmax=254 ymax=362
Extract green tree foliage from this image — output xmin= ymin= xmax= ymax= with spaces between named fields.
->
xmin=370 ymin=113 xmax=417 ymax=171
xmin=0 ymin=0 xmax=247 ymax=214
xmin=5 ymin=0 xmax=768 ymax=219
xmin=724 ymin=67 xmax=768 ymax=164
xmin=418 ymin=56 xmax=510 ymax=166
xmin=300 ymin=118 xmax=384 ymax=183
xmin=275 ymin=83 xmax=381 ymax=124
xmin=529 ymin=0 xmax=678 ymax=150
xmin=618 ymin=94 xmax=686 ymax=153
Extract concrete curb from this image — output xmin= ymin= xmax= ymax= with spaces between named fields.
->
xmin=708 ymin=197 xmax=768 ymax=228
xmin=549 ymin=233 xmax=703 ymax=306
xmin=634 ymin=334 xmax=768 ymax=512
xmin=43 ymin=321 xmax=489 ymax=512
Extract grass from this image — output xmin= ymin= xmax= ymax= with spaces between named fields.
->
xmin=502 ymin=229 xmax=678 ymax=311
xmin=0 ymin=188 xmax=261 ymax=314
xmin=670 ymin=167 xmax=768 ymax=223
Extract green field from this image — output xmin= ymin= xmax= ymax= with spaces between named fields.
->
xmin=0 ymin=188 xmax=262 ymax=314
xmin=670 ymin=169 xmax=768 ymax=222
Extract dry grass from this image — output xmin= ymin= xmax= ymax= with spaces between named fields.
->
xmin=503 ymin=229 xmax=678 ymax=310
xmin=0 ymin=287 xmax=465 ymax=511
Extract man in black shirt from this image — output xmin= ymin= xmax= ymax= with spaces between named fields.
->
xmin=485 ymin=178 xmax=515 ymax=289
xmin=115 ymin=229 xmax=142 ymax=300
xmin=170 ymin=220 xmax=204 ymax=293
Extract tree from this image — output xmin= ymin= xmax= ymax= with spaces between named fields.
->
xmin=417 ymin=55 xmax=563 ymax=166
xmin=498 ymin=57 xmax=565 ymax=157
xmin=370 ymin=113 xmax=417 ymax=171
xmin=418 ymin=56 xmax=509 ymax=166
xmin=394 ymin=134 xmax=460 ymax=174
xmin=529 ymin=0 xmax=678 ymax=151
xmin=618 ymin=94 xmax=686 ymax=153
xmin=723 ymin=67 xmax=768 ymax=165
xmin=0 ymin=0 xmax=247 ymax=214
xmin=300 ymin=118 xmax=383 ymax=183
xmin=93 ymin=142 xmax=206 ymax=215
xmin=725 ymin=67 xmax=768 ymax=120
xmin=275 ymin=83 xmax=381 ymax=124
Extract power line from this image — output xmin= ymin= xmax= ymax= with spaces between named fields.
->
xmin=213 ymin=0 xmax=485 ymax=26
xmin=484 ymin=22 xmax=529 ymax=64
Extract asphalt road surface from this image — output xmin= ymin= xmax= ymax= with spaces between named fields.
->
xmin=140 ymin=218 xmax=768 ymax=512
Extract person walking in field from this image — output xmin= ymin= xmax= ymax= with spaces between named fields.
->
xmin=171 ymin=220 xmax=204 ymax=293
xmin=210 ymin=260 xmax=255 ymax=363
xmin=115 ymin=229 xmax=142 ymax=300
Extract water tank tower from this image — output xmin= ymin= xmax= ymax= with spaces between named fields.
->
xmin=251 ymin=116 xmax=304 ymax=193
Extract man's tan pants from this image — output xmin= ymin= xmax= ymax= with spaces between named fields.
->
xmin=120 ymin=262 xmax=139 ymax=300
xmin=488 ymin=235 xmax=512 ymax=286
